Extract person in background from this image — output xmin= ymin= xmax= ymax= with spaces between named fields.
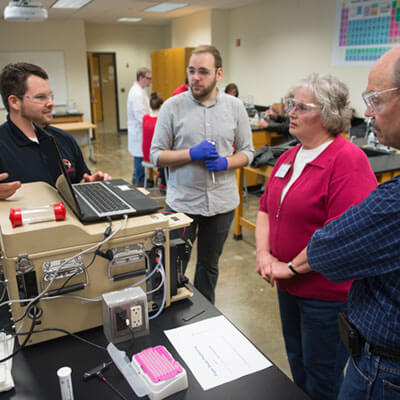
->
xmin=255 ymin=73 xmax=377 ymax=400
xmin=127 ymin=67 xmax=152 ymax=186
xmin=305 ymin=46 xmax=400 ymax=400
xmin=150 ymin=45 xmax=254 ymax=304
xmin=142 ymin=92 xmax=166 ymax=193
xmin=0 ymin=62 xmax=110 ymax=200
xmin=172 ymin=77 xmax=188 ymax=96
xmin=224 ymin=82 xmax=239 ymax=97
xmin=259 ymin=91 xmax=294 ymax=141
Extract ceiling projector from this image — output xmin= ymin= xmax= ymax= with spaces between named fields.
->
xmin=4 ymin=0 xmax=48 ymax=22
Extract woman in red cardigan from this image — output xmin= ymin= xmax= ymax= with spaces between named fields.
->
xmin=255 ymin=73 xmax=377 ymax=400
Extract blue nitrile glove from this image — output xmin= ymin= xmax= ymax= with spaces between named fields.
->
xmin=205 ymin=156 xmax=228 ymax=172
xmin=189 ymin=140 xmax=218 ymax=161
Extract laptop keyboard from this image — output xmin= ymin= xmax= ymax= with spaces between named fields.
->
xmin=75 ymin=183 xmax=131 ymax=214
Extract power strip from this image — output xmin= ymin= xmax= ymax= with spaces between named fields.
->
xmin=102 ymin=287 xmax=149 ymax=343
xmin=130 ymin=305 xmax=142 ymax=328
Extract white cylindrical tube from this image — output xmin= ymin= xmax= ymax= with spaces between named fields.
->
xmin=57 ymin=366 xmax=74 ymax=400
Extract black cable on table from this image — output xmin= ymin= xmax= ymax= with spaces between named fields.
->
xmin=98 ymin=372 xmax=129 ymax=400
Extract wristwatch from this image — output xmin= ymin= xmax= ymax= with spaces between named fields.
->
xmin=288 ymin=261 xmax=299 ymax=276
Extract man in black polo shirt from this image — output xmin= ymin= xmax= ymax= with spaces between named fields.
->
xmin=0 ymin=62 xmax=110 ymax=200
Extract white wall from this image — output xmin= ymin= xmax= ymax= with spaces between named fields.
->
xmin=227 ymin=0 xmax=370 ymax=116
xmin=0 ymin=19 xmax=90 ymax=122
xmin=0 ymin=2 xmax=376 ymax=127
xmin=211 ymin=10 xmax=231 ymax=89
xmin=170 ymin=9 xmax=231 ymax=90
xmin=85 ymin=23 xmax=170 ymax=130
xmin=171 ymin=10 xmax=212 ymax=48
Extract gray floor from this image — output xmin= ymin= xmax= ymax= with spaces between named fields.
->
xmin=86 ymin=130 xmax=291 ymax=379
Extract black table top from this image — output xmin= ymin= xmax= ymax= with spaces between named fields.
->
xmin=0 ymin=289 xmax=309 ymax=400
xmin=366 ymin=152 xmax=400 ymax=174
xmin=251 ymin=142 xmax=400 ymax=175
xmin=251 ymin=125 xmax=271 ymax=132
xmin=53 ymin=112 xmax=83 ymax=117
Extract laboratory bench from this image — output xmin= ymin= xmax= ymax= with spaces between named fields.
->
xmin=234 ymin=143 xmax=400 ymax=239
xmin=0 ymin=288 xmax=309 ymax=400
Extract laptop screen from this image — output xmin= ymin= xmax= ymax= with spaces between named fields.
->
xmin=43 ymin=126 xmax=162 ymax=222
xmin=51 ymin=136 xmax=84 ymax=218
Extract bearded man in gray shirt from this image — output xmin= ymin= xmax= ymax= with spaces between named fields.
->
xmin=150 ymin=45 xmax=254 ymax=304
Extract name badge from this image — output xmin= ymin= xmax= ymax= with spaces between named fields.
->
xmin=275 ymin=163 xmax=291 ymax=178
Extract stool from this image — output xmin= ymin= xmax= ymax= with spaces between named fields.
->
xmin=243 ymin=172 xmax=249 ymax=207
xmin=142 ymin=161 xmax=167 ymax=198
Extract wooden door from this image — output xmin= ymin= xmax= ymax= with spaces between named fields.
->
xmin=151 ymin=49 xmax=166 ymax=99
xmin=151 ymin=47 xmax=194 ymax=101
xmin=86 ymin=53 xmax=98 ymax=139
xmin=92 ymin=55 xmax=103 ymax=121
xmin=99 ymin=54 xmax=117 ymax=133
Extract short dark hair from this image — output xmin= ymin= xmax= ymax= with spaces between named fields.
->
xmin=0 ymin=62 xmax=48 ymax=112
xmin=191 ymin=45 xmax=222 ymax=69
xmin=225 ymin=83 xmax=239 ymax=97
xmin=149 ymin=92 xmax=163 ymax=111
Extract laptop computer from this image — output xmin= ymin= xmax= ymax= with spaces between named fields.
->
xmin=48 ymin=135 xmax=162 ymax=223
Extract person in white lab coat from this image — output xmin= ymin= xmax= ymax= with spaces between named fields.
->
xmin=127 ymin=67 xmax=152 ymax=185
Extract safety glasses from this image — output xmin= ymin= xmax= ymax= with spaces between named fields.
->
xmin=362 ymin=87 xmax=400 ymax=114
xmin=285 ymin=98 xmax=321 ymax=114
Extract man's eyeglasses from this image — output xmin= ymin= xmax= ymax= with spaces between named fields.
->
xmin=362 ymin=87 xmax=400 ymax=114
xmin=186 ymin=67 xmax=217 ymax=77
xmin=144 ymin=75 xmax=152 ymax=80
xmin=285 ymin=98 xmax=321 ymax=114
xmin=23 ymin=94 xmax=55 ymax=104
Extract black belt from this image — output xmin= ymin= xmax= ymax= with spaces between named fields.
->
xmin=366 ymin=340 xmax=400 ymax=362
xmin=338 ymin=312 xmax=400 ymax=361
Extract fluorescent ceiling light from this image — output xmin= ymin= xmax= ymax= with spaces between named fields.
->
xmin=117 ymin=17 xmax=142 ymax=22
xmin=144 ymin=2 xmax=188 ymax=13
xmin=51 ymin=0 xmax=92 ymax=9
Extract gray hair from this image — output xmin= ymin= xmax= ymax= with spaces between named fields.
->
xmin=293 ymin=73 xmax=352 ymax=135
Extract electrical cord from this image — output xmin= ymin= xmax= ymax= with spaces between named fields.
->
xmin=6 ymin=219 xmax=121 ymax=327
xmin=14 ymin=261 xmax=93 ymax=326
xmin=130 ymin=252 xmax=161 ymax=290
xmin=83 ymin=360 xmax=128 ymax=400
xmin=0 ymin=215 xmax=128 ymax=334
xmin=12 ymin=301 xmax=35 ymax=325
xmin=37 ymin=216 xmax=125 ymax=300
xmin=9 ymin=290 xmax=103 ymax=317
xmin=54 ymin=250 xmax=97 ymax=294
xmin=97 ymin=372 xmax=128 ymax=400
xmin=15 ymin=327 xmax=107 ymax=351
xmin=0 ymin=305 xmax=39 ymax=363
xmin=53 ymin=217 xmax=113 ymax=295
xmin=148 ymin=250 xmax=166 ymax=320
xmin=0 ymin=280 xmax=7 ymax=304
xmin=9 ymin=242 xmax=158 ymax=326
xmin=148 ymin=266 xmax=166 ymax=320
xmin=0 ymin=217 xmax=123 ymax=361
xmin=41 ymin=294 xmax=102 ymax=303
xmin=145 ymin=269 xmax=164 ymax=295
xmin=1 ymin=214 xmax=172 ymax=364
xmin=123 ymin=317 xmax=137 ymax=357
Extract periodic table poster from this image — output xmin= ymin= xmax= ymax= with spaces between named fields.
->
xmin=332 ymin=0 xmax=400 ymax=66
